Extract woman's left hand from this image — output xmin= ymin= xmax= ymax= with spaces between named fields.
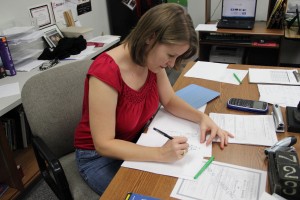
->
xmin=199 ymin=114 xmax=234 ymax=149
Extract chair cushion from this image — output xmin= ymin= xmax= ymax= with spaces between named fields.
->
xmin=59 ymin=152 xmax=99 ymax=200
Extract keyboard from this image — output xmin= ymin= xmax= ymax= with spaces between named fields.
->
xmin=217 ymin=20 xmax=254 ymax=30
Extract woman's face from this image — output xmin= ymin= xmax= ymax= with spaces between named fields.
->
xmin=145 ymin=42 xmax=189 ymax=73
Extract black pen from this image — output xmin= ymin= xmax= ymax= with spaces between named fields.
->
xmin=153 ymin=128 xmax=174 ymax=140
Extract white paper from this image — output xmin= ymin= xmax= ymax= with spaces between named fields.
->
xmin=258 ymin=84 xmax=300 ymax=107
xmin=195 ymin=24 xmax=218 ymax=31
xmin=88 ymin=35 xmax=121 ymax=44
xmin=148 ymin=108 xmax=212 ymax=157
xmin=171 ymin=160 xmax=267 ymax=200
xmin=209 ymin=113 xmax=278 ymax=146
xmin=15 ymin=60 xmax=45 ymax=72
xmin=184 ymin=61 xmax=248 ymax=85
xmin=249 ymin=68 xmax=300 ymax=85
xmin=122 ymin=131 xmax=204 ymax=179
xmin=122 ymin=108 xmax=212 ymax=179
xmin=0 ymin=83 xmax=20 ymax=99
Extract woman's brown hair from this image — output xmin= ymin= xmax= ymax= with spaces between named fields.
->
xmin=123 ymin=3 xmax=198 ymax=68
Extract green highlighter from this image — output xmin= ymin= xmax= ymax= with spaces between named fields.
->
xmin=194 ymin=156 xmax=215 ymax=179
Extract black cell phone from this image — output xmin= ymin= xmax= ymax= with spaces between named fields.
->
xmin=227 ymin=98 xmax=269 ymax=114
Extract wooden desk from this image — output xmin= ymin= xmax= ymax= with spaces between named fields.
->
xmin=198 ymin=21 xmax=284 ymax=66
xmin=100 ymin=62 xmax=300 ymax=200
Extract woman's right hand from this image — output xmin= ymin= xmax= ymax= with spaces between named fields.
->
xmin=159 ymin=136 xmax=189 ymax=162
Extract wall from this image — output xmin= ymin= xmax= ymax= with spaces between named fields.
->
xmin=0 ymin=0 xmax=299 ymax=65
xmin=0 ymin=0 xmax=110 ymax=36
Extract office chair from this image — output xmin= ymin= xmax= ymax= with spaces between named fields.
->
xmin=21 ymin=60 xmax=99 ymax=200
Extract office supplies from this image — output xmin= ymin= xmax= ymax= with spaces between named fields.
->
xmin=272 ymin=104 xmax=285 ymax=132
xmin=171 ymin=160 xmax=267 ymax=200
xmin=153 ymin=127 xmax=173 ymax=140
xmin=267 ymin=151 xmax=300 ymax=200
xmin=125 ymin=192 xmax=159 ymax=200
xmin=227 ymin=98 xmax=268 ymax=113
xmin=264 ymin=136 xmax=297 ymax=156
xmin=194 ymin=156 xmax=214 ymax=179
xmin=217 ymin=0 xmax=257 ymax=30
xmin=233 ymin=72 xmax=242 ymax=83
xmin=209 ymin=113 xmax=278 ymax=146
xmin=286 ymin=101 xmax=300 ymax=133
xmin=175 ymin=84 xmax=220 ymax=109
xmin=267 ymin=0 xmax=286 ymax=29
xmin=249 ymin=68 xmax=300 ymax=85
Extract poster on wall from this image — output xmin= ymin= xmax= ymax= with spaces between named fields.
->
xmin=122 ymin=0 xmax=136 ymax=10
xmin=67 ymin=0 xmax=92 ymax=16
xmin=77 ymin=0 xmax=92 ymax=15
xmin=51 ymin=0 xmax=67 ymax=24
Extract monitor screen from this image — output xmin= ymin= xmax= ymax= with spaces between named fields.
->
xmin=222 ymin=0 xmax=257 ymax=18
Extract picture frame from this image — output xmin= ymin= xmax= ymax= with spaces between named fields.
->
xmin=41 ymin=24 xmax=64 ymax=48
xmin=29 ymin=4 xmax=52 ymax=28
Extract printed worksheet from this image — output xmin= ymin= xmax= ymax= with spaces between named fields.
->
xmin=122 ymin=108 xmax=211 ymax=179
xmin=171 ymin=160 xmax=267 ymax=200
xmin=209 ymin=113 xmax=278 ymax=146
xmin=258 ymin=84 xmax=300 ymax=107
xmin=249 ymin=68 xmax=300 ymax=85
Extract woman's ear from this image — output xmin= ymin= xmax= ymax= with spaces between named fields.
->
xmin=146 ymin=33 xmax=156 ymax=45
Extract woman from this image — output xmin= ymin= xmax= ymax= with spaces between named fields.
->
xmin=74 ymin=3 xmax=234 ymax=195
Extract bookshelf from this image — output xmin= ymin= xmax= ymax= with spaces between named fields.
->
xmin=0 ymin=114 xmax=39 ymax=200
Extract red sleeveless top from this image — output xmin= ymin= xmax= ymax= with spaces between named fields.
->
xmin=74 ymin=53 xmax=159 ymax=150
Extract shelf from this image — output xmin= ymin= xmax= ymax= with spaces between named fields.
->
xmin=1 ymin=146 xmax=40 ymax=200
xmin=197 ymin=21 xmax=283 ymax=66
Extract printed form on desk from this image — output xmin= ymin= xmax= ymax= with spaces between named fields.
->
xmin=122 ymin=108 xmax=212 ymax=179
xmin=184 ymin=61 xmax=248 ymax=85
xmin=171 ymin=160 xmax=267 ymax=200
xmin=258 ymin=84 xmax=300 ymax=107
xmin=249 ymin=68 xmax=300 ymax=85
xmin=209 ymin=113 xmax=278 ymax=146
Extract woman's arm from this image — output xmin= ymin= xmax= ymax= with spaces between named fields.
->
xmin=156 ymin=69 xmax=234 ymax=149
xmin=88 ymin=77 xmax=188 ymax=162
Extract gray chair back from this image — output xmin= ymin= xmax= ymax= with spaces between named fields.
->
xmin=21 ymin=60 xmax=93 ymax=157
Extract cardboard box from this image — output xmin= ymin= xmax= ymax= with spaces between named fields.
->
xmin=60 ymin=27 xmax=94 ymax=40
